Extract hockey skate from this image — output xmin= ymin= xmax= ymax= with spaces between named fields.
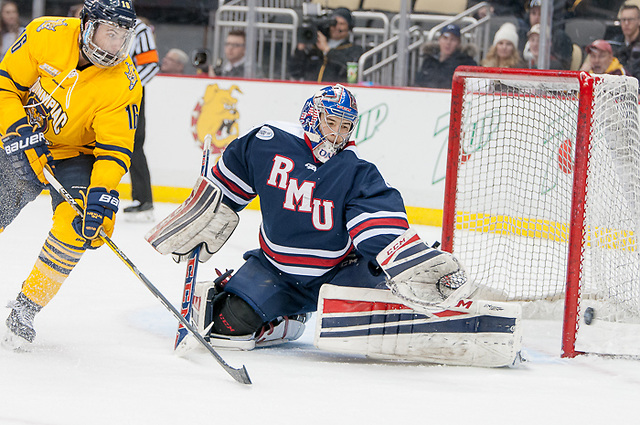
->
xmin=123 ymin=201 xmax=154 ymax=222
xmin=3 ymin=293 xmax=42 ymax=350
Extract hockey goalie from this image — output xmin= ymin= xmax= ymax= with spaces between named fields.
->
xmin=146 ymin=84 xmax=522 ymax=367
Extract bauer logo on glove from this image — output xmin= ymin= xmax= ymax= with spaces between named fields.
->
xmin=2 ymin=120 xmax=53 ymax=186
xmin=3 ymin=132 xmax=47 ymax=154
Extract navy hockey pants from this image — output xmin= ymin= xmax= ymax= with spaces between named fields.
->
xmin=223 ymin=249 xmax=387 ymax=322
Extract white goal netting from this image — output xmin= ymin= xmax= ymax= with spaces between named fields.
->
xmin=446 ymin=71 xmax=640 ymax=355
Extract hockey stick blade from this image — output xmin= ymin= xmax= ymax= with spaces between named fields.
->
xmin=43 ymin=167 xmax=252 ymax=385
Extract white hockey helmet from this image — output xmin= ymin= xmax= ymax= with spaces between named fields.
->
xmin=299 ymin=84 xmax=359 ymax=163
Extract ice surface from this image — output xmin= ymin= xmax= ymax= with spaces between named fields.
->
xmin=1 ymin=196 xmax=638 ymax=424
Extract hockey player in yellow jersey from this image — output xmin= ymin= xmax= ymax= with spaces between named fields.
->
xmin=0 ymin=0 xmax=142 ymax=347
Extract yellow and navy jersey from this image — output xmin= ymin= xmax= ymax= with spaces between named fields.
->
xmin=0 ymin=16 xmax=142 ymax=191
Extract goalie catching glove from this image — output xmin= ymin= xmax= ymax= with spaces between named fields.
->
xmin=145 ymin=176 xmax=239 ymax=263
xmin=376 ymin=228 xmax=468 ymax=308
xmin=2 ymin=118 xmax=53 ymax=186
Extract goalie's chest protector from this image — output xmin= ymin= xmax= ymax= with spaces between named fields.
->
xmin=211 ymin=122 xmax=408 ymax=279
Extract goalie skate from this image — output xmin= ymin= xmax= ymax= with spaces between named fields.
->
xmin=187 ymin=280 xmax=309 ymax=351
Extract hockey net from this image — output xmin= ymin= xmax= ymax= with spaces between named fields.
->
xmin=443 ymin=67 xmax=640 ymax=357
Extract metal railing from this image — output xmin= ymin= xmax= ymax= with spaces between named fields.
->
xmin=358 ymin=2 xmax=492 ymax=86
xmin=212 ymin=5 xmax=299 ymax=80
xmin=213 ymin=1 xmax=495 ymax=86
xmin=211 ymin=5 xmax=390 ymax=81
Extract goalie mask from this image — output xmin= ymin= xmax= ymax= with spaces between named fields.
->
xmin=80 ymin=0 xmax=136 ymax=68
xmin=300 ymin=84 xmax=358 ymax=163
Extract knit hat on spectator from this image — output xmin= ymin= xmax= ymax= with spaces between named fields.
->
xmin=441 ymin=24 xmax=461 ymax=39
xmin=332 ymin=7 xmax=354 ymax=29
xmin=527 ymin=23 xmax=540 ymax=37
xmin=493 ymin=22 xmax=519 ymax=47
xmin=585 ymin=39 xmax=612 ymax=54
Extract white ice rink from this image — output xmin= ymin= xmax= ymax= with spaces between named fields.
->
xmin=1 ymin=195 xmax=639 ymax=424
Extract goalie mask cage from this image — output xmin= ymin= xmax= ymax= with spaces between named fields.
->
xmin=443 ymin=66 xmax=640 ymax=358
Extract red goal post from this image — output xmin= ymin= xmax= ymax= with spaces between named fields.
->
xmin=442 ymin=66 xmax=640 ymax=358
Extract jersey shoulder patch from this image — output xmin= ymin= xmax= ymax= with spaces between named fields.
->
xmin=263 ymin=120 xmax=304 ymax=139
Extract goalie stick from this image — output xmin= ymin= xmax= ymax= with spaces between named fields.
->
xmin=42 ymin=166 xmax=252 ymax=385
xmin=174 ymin=134 xmax=211 ymax=351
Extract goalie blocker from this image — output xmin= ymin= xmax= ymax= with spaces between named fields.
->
xmin=145 ymin=176 xmax=239 ymax=262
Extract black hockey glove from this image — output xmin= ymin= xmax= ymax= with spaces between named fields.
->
xmin=72 ymin=187 xmax=120 ymax=244
xmin=2 ymin=122 xmax=53 ymax=186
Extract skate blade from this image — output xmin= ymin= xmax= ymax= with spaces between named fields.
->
xmin=1 ymin=331 xmax=31 ymax=352
xmin=123 ymin=211 xmax=155 ymax=223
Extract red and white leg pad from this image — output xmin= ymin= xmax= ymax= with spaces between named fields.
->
xmin=314 ymin=284 xmax=522 ymax=368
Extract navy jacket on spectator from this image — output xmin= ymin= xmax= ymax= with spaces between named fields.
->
xmin=415 ymin=42 xmax=477 ymax=89
xmin=612 ymin=33 xmax=640 ymax=82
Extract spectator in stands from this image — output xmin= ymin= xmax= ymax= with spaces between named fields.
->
xmin=523 ymin=23 xmax=564 ymax=69
xmin=414 ymin=24 xmax=477 ymax=89
xmin=612 ymin=3 xmax=640 ymax=81
xmin=523 ymin=0 xmax=573 ymax=69
xmin=482 ymin=22 xmax=524 ymax=68
xmin=1 ymin=1 xmax=25 ymax=60
xmin=581 ymin=39 xmax=626 ymax=75
xmin=468 ymin=0 xmax=525 ymax=21
xmin=160 ymin=48 xmax=189 ymax=74
xmin=288 ymin=7 xmax=363 ymax=83
xmin=209 ymin=30 xmax=249 ymax=78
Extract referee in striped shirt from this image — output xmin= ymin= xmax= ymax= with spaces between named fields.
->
xmin=123 ymin=18 xmax=160 ymax=220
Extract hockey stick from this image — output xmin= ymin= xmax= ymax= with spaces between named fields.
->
xmin=42 ymin=166 xmax=252 ymax=385
xmin=174 ymin=134 xmax=212 ymax=350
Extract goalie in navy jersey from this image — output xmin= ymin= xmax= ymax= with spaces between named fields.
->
xmin=147 ymin=85 xmax=518 ymax=366
xmin=147 ymin=85 xmax=521 ymax=366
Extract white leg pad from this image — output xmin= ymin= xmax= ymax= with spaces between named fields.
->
xmin=314 ymin=284 xmax=522 ymax=368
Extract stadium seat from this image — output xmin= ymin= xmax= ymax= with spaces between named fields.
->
xmin=413 ymin=0 xmax=468 ymax=15
xmin=564 ymin=18 xmax=607 ymax=48
xmin=570 ymin=43 xmax=583 ymax=70
xmin=310 ymin=0 xmax=362 ymax=10
xmin=361 ymin=0 xmax=402 ymax=13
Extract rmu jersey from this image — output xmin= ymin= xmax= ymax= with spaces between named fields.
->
xmin=208 ymin=121 xmax=410 ymax=282
xmin=0 ymin=17 xmax=142 ymax=190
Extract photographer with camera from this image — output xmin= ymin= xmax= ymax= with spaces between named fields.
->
xmin=193 ymin=30 xmax=262 ymax=78
xmin=288 ymin=7 xmax=363 ymax=83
